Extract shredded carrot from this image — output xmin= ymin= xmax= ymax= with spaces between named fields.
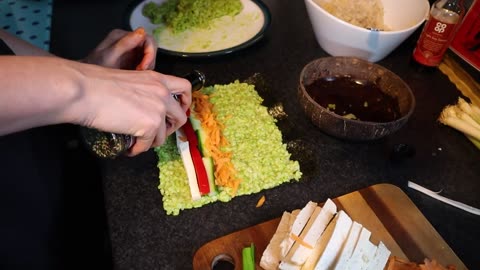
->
xmin=290 ymin=233 xmax=314 ymax=249
xmin=256 ymin=195 xmax=266 ymax=208
xmin=192 ymin=91 xmax=242 ymax=195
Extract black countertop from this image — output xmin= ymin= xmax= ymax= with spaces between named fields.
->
xmin=51 ymin=0 xmax=480 ymax=269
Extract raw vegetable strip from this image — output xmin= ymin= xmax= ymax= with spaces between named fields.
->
xmin=192 ymin=91 xmax=242 ymax=195
xmin=181 ymin=121 xmax=210 ymax=195
xmin=242 ymin=243 xmax=255 ymax=270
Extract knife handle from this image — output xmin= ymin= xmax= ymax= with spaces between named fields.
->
xmin=82 ymin=70 xmax=206 ymax=158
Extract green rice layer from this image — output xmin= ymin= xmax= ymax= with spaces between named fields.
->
xmin=143 ymin=0 xmax=243 ymax=34
xmin=155 ymin=81 xmax=302 ymax=215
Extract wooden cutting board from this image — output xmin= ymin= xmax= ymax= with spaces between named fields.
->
xmin=192 ymin=183 xmax=467 ymax=270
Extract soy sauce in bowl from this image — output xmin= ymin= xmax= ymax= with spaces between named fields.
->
xmin=304 ymin=75 xmax=401 ymax=123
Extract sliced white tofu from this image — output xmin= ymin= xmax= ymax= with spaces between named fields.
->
xmin=279 ymin=207 xmax=322 ymax=270
xmin=344 ymin=227 xmax=377 ymax=270
xmin=287 ymin=199 xmax=337 ymax=266
xmin=260 ymin=211 xmax=294 ymax=270
xmin=280 ymin=201 xmax=318 ymax=258
xmin=332 ymin=221 xmax=362 ymax=270
xmin=365 ymin=241 xmax=391 ymax=270
xmin=175 ymin=130 xmax=201 ymax=201
xmin=312 ymin=210 xmax=352 ymax=270
xmin=301 ymin=210 xmax=350 ymax=270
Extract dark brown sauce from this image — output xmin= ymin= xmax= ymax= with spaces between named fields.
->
xmin=305 ymin=75 xmax=401 ymax=122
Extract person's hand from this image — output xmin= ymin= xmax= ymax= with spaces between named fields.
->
xmin=0 ymin=30 xmax=191 ymax=157
xmin=82 ymin=27 xmax=157 ymax=71
xmin=67 ymin=63 xmax=192 ymax=156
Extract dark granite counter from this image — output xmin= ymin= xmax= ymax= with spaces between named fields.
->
xmin=51 ymin=0 xmax=479 ymax=269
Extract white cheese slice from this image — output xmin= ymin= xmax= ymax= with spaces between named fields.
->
xmin=280 ymin=201 xmax=318 ymax=258
xmin=175 ymin=130 xmax=201 ymax=200
xmin=312 ymin=210 xmax=353 ymax=270
xmin=365 ymin=241 xmax=391 ymax=270
xmin=344 ymin=227 xmax=376 ymax=270
xmin=260 ymin=211 xmax=294 ymax=270
xmin=332 ymin=221 xmax=362 ymax=270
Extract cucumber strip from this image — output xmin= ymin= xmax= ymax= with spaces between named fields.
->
xmin=202 ymin=156 xmax=217 ymax=195
xmin=189 ymin=113 xmax=208 ymax=157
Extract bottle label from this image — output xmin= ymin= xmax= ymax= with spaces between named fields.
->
xmin=413 ymin=17 xmax=458 ymax=66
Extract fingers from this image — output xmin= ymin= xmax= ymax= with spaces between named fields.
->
xmin=128 ymin=123 xmax=166 ymax=156
xmin=127 ymin=99 xmax=186 ymax=156
xmin=160 ymin=74 xmax=193 ymax=112
xmin=112 ymin=28 xmax=146 ymax=58
xmin=165 ymin=95 xmax=188 ymax=136
xmin=95 ymin=29 xmax=130 ymax=51
xmin=85 ymin=27 xmax=157 ymax=70
xmin=136 ymin=32 xmax=157 ymax=71
xmin=126 ymin=79 xmax=189 ymax=156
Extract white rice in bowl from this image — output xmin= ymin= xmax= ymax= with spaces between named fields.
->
xmin=314 ymin=0 xmax=386 ymax=30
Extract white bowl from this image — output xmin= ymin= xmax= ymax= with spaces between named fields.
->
xmin=304 ymin=0 xmax=430 ymax=62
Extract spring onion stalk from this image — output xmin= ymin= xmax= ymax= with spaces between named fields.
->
xmin=467 ymin=135 xmax=480 ymax=149
xmin=439 ymin=98 xmax=480 ymax=149
xmin=242 ymin=243 xmax=255 ymax=270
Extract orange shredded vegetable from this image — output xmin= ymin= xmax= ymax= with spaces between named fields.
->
xmin=256 ymin=195 xmax=266 ymax=208
xmin=192 ymin=91 xmax=242 ymax=195
xmin=289 ymin=233 xmax=313 ymax=249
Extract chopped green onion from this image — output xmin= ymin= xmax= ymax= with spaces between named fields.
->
xmin=242 ymin=243 xmax=255 ymax=270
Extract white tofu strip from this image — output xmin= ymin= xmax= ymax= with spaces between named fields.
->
xmin=344 ymin=227 xmax=375 ymax=270
xmin=280 ymin=201 xmax=318 ymax=258
xmin=313 ymin=210 xmax=353 ymax=270
xmin=366 ymin=241 xmax=391 ymax=270
xmin=332 ymin=221 xmax=362 ymax=270
xmin=260 ymin=211 xmax=294 ymax=270
xmin=260 ymin=199 xmax=392 ymax=270
xmin=300 ymin=211 xmax=339 ymax=270
xmin=175 ymin=130 xmax=201 ymax=201
xmin=288 ymin=199 xmax=337 ymax=266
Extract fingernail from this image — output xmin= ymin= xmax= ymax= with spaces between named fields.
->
xmin=134 ymin=27 xmax=145 ymax=37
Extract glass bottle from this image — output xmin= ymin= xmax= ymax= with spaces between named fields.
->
xmin=412 ymin=0 xmax=465 ymax=67
xmin=82 ymin=70 xmax=206 ymax=158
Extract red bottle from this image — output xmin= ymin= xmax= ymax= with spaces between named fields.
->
xmin=413 ymin=0 xmax=465 ymax=67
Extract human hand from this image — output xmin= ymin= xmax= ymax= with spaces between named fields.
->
xmin=66 ymin=63 xmax=192 ymax=156
xmin=83 ymin=27 xmax=157 ymax=70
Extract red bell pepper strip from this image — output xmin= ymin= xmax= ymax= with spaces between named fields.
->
xmin=181 ymin=120 xmax=210 ymax=195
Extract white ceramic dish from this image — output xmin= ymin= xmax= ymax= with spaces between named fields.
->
xmin=127 ymin=0 xmax=271 ymax=57
xmin=304 ymin=0 xmax=430 ymax=62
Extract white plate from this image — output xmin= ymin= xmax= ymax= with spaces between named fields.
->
xmin=127 ymin=0 xmax=271 ymax=57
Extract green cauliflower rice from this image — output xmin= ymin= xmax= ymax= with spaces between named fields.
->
xmin=143 ymin=0 xmax=243 ymax=34
xmin=155 ymin=81 xmax=302 ymax=215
